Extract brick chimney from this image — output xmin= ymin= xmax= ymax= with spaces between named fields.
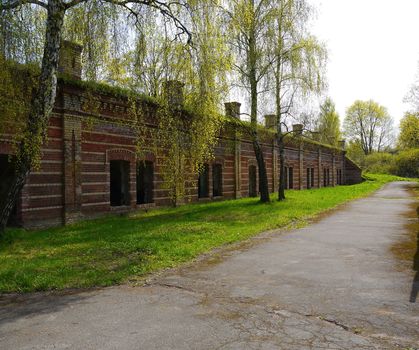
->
xmin=164 ymin=80 xmax=184 ymax=109
xmin=58 ymin=40 xmax=83 ymax=80
xmin=338 ymin=139 xmax=346 ymax=150
xmin=225 ymin=102 xmax=241 ymax=119
xmin=264 ymin=114 xmax=277 ymax=129
xmin=292 ymin=124 xmax=303 ymax=136
xmin=310 ymin=131 xmax=320 ymax=141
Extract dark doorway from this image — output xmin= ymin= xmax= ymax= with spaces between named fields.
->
xmin=337 ymin=169 xmax=342 ymax=185
xmin=249 ymin=165 xmax=257 ymax=197
xmin=311 ymin=168 xmax=315 ymax=188
xmin=212 ymin=164 xmax=223 ymax=197
xmin=198 ymin=164 xmax=209 ymax=198
xmin=0 ymin=154 xmax=18 ymax=225
xmin=137 ymin=161 xmax=154 ymax=204
xmin=288 ymin=167 xmax=294 ymax=189
xmin=110 ymin=160 xmax=130 ymax=206
xmin=306 ymin=168 xmax=311 ymax=189
xmin=323 ymin=168 xmax=327 ymax=187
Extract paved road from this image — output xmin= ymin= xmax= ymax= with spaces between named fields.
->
xmin=1 ymin=182 xmax=418 ymax=350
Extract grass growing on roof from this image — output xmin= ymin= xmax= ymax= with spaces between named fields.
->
xmin=0 ymin=174 xmax=413 ymax=293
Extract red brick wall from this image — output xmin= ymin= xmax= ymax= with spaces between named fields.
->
xmin=0 ymin=80 xmax=362 ymax=228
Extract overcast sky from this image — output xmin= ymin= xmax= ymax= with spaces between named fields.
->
xmin=309 ymin=0 xmax=419 ymax=127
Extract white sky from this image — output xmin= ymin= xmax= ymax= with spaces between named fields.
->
xmin=310 ymin=0 xmax=419 ymax=128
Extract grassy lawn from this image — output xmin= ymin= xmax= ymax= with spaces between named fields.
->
xmin=0 ymin=174 xmax=412 ymax=293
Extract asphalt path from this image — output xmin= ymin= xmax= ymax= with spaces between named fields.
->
xmin=1 ymin=181 xmax=418 ymax=349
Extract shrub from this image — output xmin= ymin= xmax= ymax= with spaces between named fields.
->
xmin=363 ymin=152 xmax=395 ymax=174
xmin=393 ymin=148 xmax=419 ymax=178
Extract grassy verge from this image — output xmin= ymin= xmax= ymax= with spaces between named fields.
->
xmin=0 ymin=174 xmax=413 ymax=293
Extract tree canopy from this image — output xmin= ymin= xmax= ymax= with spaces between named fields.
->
xmin=398 ymin=112 xmax=419 ymax=150
xmin=344 ymin=100 xmax=394 ymax=155
xmin=0 ymin=0 xmax=328 ymax=229
xmin=317 ymin=97 xmax=341 ymax=146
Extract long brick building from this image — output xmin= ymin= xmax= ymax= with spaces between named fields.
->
xmin=0 ymin=42 xmax=362 ymax=228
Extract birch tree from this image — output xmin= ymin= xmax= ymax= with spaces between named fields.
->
xmin=270 ymin=0 xmax=326 ymax=200
xmin=146 ymin=0 xmax=231 ymax=206
xmin=0 ymin=0 xmax=191 ymax=232
xmin=227 ymin=0 xmax=276 ymax=203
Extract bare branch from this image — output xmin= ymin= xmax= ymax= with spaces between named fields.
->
xmin=102 ymin=0 xmax=192 ymax=44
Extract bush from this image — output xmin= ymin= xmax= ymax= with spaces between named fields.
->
xmin=363 ymin=152 xmax=394 ymax=174
xmin=393 ymin=148 xmax=419 ymax=178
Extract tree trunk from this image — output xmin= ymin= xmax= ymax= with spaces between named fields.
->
xmin=248 ymin=0 xmax=269 ymax=203
xmin=251 ymin=131 xmax=270 ymax=203
xmin=275 ymin=40 xmax=285 ymax=201
xmin=277 ymin=135 xmax=286 ymax=201
xmin=0 ymin=0 xmax=65 ymax=233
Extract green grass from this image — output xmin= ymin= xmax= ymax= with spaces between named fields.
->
xmin=0 ymin=174 xmax=412 ymax=293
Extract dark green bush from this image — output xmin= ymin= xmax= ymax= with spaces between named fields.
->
xmin=393 ymin=148 xmax=419 ymax=178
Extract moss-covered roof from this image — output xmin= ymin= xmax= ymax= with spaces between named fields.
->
xmin=2 ymin=61 xmax=344 ymax=153
xmin=57 ymin=74 xmax=160 ymax=106
xmin=223 ymin=115 xmax=343 ymax=152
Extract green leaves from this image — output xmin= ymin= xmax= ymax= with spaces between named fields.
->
xmin=398 ymin=112 xmax=419 ymax=150
xmin=344 ymin=100 xmax=394 ymax=155
xmin=317 ymin=97 xmax=341 ymax=146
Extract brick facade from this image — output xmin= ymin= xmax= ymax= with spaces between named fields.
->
xmin=0 ymin=43 xmax=362 ymax=228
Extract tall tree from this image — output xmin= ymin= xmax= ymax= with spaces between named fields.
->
xmin=0 ymin=4 xmax=46 ymax=63
xmin=227 ymin=0 xmax=276 ymax=203
xmin=270 ymin=0 xmax=326 ymax=200
xmin=344 ymin=100 xmax=394 ymax=155
xmin=0 ymin=0 xmax=191 ymax=232
xmin=144 ymin=0 xmax=231 ymax=205
xmin=398 ymin=112 xmax=419 ymax=150
xmin=317 ymin=97 xmax=341 ymax=146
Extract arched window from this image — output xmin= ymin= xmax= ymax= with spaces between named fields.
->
xmin=137 ymin=160 xmax=154 ymax=204
xmin=198 ymin=164 xmax=209 ymax=198
xmin=212 ymin=163 xmax=223 ymax=197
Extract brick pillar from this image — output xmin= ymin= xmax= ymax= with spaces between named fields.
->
xmin=63 ymin=115 xmax=82 ymax=224
xmin=299 ymin=143 xmax=304 ymax=190
xmin=234 ymin=136 xmax=241 ymax=199
xmin=342 ymin=151 xmax=347 ymax=185
xmin=318 ymin=148 xmax=322 ymax=188
xmin=208 ymin=164 xmax=213 ymax=199
xmin=58 ymin=40 xmax=83 ymax=80
xmin=264 ymin=114 xmax=277 ymax=129
xmin=272 ymin=140 xmax=278 ymax=193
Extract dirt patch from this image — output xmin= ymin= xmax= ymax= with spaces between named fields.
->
xmin=390 ymin=185 xmax=419 ymax=268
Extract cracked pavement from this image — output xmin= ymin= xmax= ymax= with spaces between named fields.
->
xmin=1 ymin=182 xmax=418 ymax=349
